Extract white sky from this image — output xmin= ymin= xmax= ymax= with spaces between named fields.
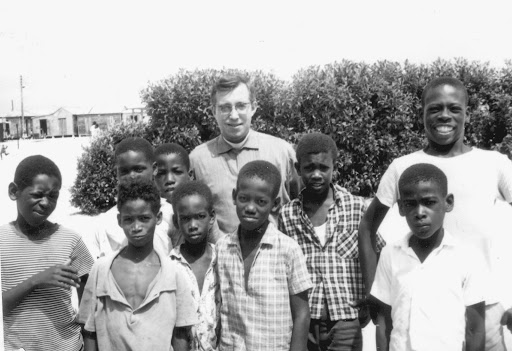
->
xmin=1 ymin=0 xmax=511 ymax=115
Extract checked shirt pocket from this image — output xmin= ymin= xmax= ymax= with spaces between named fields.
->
xmin=335 ymin=230 xmax=359 ymax=259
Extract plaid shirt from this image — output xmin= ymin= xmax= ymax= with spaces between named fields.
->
xmin=215 ymin=222 xmax=312 ymax=351
xmin=278 ymin=186 xmax=386 ymax=320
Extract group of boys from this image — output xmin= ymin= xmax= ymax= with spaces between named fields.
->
xmin=1 ymin=75 xmax=512 ymax=351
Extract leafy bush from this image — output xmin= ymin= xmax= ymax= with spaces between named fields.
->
xmin=73 ymin=59 xmax=512 ymax=213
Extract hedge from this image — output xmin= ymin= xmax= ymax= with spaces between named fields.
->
xmin=71 ymin=59 xmax=512 ymax=214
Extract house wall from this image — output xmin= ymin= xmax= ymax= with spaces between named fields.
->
xmin=76 ymin=114 xmax=122 ymax=135
xmin=33 ymin=109 xmax=74 ymax=137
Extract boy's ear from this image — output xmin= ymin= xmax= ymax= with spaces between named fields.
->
xmin=156 ymin=210 xmax=163 ymax=225
xmin=117 ymin=213 xmax=122 ymax=227
xmin=8 ymin=182 xmax=19 ymax=201
xmin=188 ymin=168 xmax=195 ymax=180
xmin=445 ymin=193 xmax=454 ymax=213
xmin=272 ymin=196 xmax=281 ymax=213
xmin=152 ymin=162 xmax=158 ymax=177
xmin=232 ymin=188 xmax=237 ymax=204
xmin=464 ymin=108 xmax=470 ymax=124
xmin=172 ymin=213 xmax=179 ymax=229
xmin=294 ymin=161 xmax=300 ymax=175
xmin=209 ymin=208 xmax=216 ymax=225
xmin=397 ymin=200 xmax=405 ymax=217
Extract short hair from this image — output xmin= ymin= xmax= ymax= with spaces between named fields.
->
xmin=117 ymin=179 xmax=161 ymax=214
xmin=421 ymin=77 xmax=469 ymax=107
xmin=237 ymin=160 xmax=281 ymax=199
xmin=154 ymin=143 xmax=190 ymax=170
xmin=114 ymin=137 xmax=154 ymax=163
xmin=211 ymin=74 xmax=256 ymax=106
xmin=398 ymin=163 xmax=448 ymax=196
xmin=14 ymin=155 xmax=62 ymax=191
xmin=171 ymin=181 xmax=214 ymax=212
xmin=296 ymin=133 xmax=338 ymax=164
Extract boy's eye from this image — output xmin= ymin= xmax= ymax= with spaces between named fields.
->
xmin=197 ymin=213 xmax=207 ymax=220
xmin=258 ymin=199 xmax=268 ymax=206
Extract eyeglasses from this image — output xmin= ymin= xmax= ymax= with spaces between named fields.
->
xmin=216 ymin=102 xmax=252 ymax=115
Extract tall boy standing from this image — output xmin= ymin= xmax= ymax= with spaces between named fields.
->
xmin=216 ymin=160 xmax=312 ymax=351
xmin=79 ymin=180 xmax=198 ymax=351
xmin=92 ymin=137 xmax=172 ymax=259
xmin=371 ymin=163 xmax=485 ymax=351
xmin=358 ymin=77 xmax=512 ymax=350
xmin=279 ymin=133 xmax=384 ymax=351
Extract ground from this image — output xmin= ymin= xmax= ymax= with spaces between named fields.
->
xmin=1 ymin=137 xmax=512 ymax=349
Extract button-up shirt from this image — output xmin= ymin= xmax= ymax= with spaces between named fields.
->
xmin=190 ymin=130 xmax=297 ymax=235
xmin=278 ymin=186 xmax=386 ymax=320
xmin=171 ymin=244 xmax=220 ymax=351
xmin=78 ymin=249 xmax=198 ymax=351
xmin=215 ymin=222 xmax=312 ymax=351
xmin=371 ymin=231 xmax=486 ymax=351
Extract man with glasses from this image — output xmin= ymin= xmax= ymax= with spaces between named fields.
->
xmin=190 ymin=74 xmax=298 ymax=235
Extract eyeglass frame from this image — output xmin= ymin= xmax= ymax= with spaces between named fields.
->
xmin=214 ymin=101 xmax=254 ymax=115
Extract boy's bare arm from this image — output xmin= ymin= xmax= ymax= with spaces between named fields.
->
xmin=374 ymin=299 xmax=392 ymax=351
xmin=2 ymin=261 xmax=79 ymax=315
xmin=289 ymin=290 xmax=310 ymax=351
xmin=172 ymin=326 xmax=191 ymax=351
xmin=358 ymin=198 xmax=389 ymax=296
xmin=83 ymin=332 xmax=98 ymax=351
xmin=465 ymin=301 xmax=485 ymax=351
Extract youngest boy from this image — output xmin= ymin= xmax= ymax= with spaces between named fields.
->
xmin=171 ymin=181 xmax=220 ymax=351
xmin=216 ymin=160 xmax=312 ymax=351
xmin=371 ymin=163 xmax=485 ymax=351
xmin=79 ymin=179 xmax=198 ymax=351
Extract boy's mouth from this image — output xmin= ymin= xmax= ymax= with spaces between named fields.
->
xmin=434 ymin=125 xmax=454 ymax=134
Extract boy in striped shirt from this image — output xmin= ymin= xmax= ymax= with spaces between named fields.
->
xmin=1 ymin=155 xmax=94 ymax=351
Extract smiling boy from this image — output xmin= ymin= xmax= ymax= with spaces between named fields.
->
xmin=79 ymin=179 xmax=197 ymax=351
xmin=370 ymin=163 xmax=485 ymax=351
xmin=216 ymin=160 xmax=312 ymax=351
xmin=359 ymin=77 xmax=512 ymax=349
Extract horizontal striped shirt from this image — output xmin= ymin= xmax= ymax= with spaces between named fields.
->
xmin=1 ymin=222 xmax=94 ymax=351
xmin=278 ymin=186 xmax=386 ymax=320
xmin=216 ymin=223 xmax=312 ymax=350
xmin=190 ymin=130 xmax=297 ymax=235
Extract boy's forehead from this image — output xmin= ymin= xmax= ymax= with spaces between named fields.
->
xmin=176 ymin=193 xmax=209 ymax=210
xmin=238 ymin=176 xmax=275 ymax=195
xmin=116 ymin=150 xmax=153 ymax=166
xmin=156 ymin=152 xmax=187 ymax=167
xmin=399 ymin=179 xmax=444 ymax=197
xmin=424 ymin=84 xmax=467 ymax=106
xmin=119 ymin=198 xmax=153 ymax=212
xmin=299 ymin=151 xmax=334 ymax=164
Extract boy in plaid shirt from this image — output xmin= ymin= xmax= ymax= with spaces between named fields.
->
xmin=278 ymin=133 xmax=385 ymax=351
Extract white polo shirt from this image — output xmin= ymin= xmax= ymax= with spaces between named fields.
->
xmin=371 ymin=231 xmax=486 ymax=351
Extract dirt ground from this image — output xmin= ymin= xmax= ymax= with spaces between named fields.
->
xmin=1 ymin=137 xmax=512 ymax=349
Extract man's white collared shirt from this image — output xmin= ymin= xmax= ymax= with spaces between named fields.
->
xmin=371 ymin=231 xmax=486 ymax=351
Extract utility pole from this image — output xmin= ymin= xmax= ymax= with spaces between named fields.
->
xmin=20 ymin=75 xmax=25 ymax=139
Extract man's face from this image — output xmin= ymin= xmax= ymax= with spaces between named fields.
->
xmin=213 ymin=83 xmax=257 ymax=143
xmin=423 ymin=84 xmax=469 ymax=147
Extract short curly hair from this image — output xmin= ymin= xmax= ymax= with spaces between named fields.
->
xmin=114 ymin=137 xmax=154 ymax=163
xmin=237 ymin=160 xmax=281 ymax=199
xmin=171 ymin=180 xmax=214 ymax=212
xmin=117 ymin=179 xmax=161 ymax=214
xmin=421 ymin=77 xmax=468 ymax=107
xmin=14 ymin=155 xmax=62 ymax=191
xmin=154 ymin=143 xmax=190 ymax=170
xmin=398 ymin=163 xmax=448 ymax=197
xmin=296 ymin=133 xmax=338 ymax=164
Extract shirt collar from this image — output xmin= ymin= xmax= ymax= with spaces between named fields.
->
xmin=215 ymin=129 xmax=259 ymax=155
xmin=395 ymin=229 xmax=457 ymax=250
xmin=227 ymin=221 xmax=278 ymax=248
xmin=170 ymin=242 xmax=216 ymax=261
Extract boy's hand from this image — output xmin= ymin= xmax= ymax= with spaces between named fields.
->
xmin=500 ymin=308 xmax=512 ymax=333
xmin=350 ymin=297 xmax=379 ymax=326
xmin=32 ymin=258 xmax=80 ymax=289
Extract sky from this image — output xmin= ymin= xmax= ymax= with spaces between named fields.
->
xmin=1 ymin=0 xmax=511 ymax=115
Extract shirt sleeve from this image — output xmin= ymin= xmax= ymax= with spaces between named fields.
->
xmin=375 ymin=159 xmax=400 ymax=208
xmin=77 ymin=261 xmax=101 ymax=331
xmin=174 ymin=268 xmax=200 ymax=328
xmin=286 ymin=240 xmax=313 ymax=295
xmin=70 ymin=236 xmax=95 ymax=277
xmin=462 ymin=245 xmax=486 ymax=307
xmin=370 ymin=246 xmax=393 ymax=305
xmin=497 ymin=152 xmax=512 ymax=203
